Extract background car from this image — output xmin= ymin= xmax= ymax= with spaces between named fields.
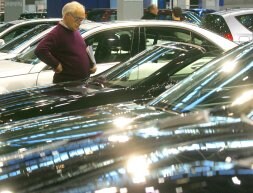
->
xmin=0 ymin=18 xmax=60 ymax=46
xmin=0 ymin=20 xmax=237 ymax=94
xmin=156 ymin=9 xmax=202 ymax=25
xmin=0 ymin=24 xmax=54 ymax=60
xmin=19 ymin=12 xmax=47 ymax=20
xmin=86 ymin=8 xmax=117 ymax=22
xmin=202 ymin=8 xmax=253 ymax=43
xmin=187 ymin=8 xmax=216 ymax=17
xmin=86 ymin=8 xmax=201 ymax=25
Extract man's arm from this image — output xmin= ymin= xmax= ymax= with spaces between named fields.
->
xmin=35 ymin=32 xmax=61 ymax=72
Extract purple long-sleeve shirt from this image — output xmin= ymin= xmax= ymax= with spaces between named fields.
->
xmin=35 ymin=23 xmax=90 ymax=83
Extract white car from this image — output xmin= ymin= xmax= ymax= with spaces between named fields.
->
xmin=0 ymin=20 xmax=238 ymax=93
xmin=202 ymin=8 xmax=253 ymax=44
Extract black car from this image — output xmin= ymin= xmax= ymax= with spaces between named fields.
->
xmin=0 ymin=41 xmax=252 ymax=151
xmin=0 ymin=94 xmax=252 ymax=192
xmin=0 ymin=42 xmax=217 ymax=124
xmin=0 ymin=42 xmax=253 ymax=193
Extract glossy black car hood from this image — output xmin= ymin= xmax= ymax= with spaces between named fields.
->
xmin=0 ymin=80 xmax=161 ymax=124
xmin=0 ymin=104 xmax=252 ymax=193
xmin=0 ymin=102 xmax=171 ymax=154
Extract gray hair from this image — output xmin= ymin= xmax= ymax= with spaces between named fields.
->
xmin=62 ymin=1 xmax=85 ymax=16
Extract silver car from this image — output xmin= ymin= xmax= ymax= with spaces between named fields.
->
xmin=0 ymin=18 xmax=60 ymax=45
xmin=202 ymin=8 xmax=253 ymax=44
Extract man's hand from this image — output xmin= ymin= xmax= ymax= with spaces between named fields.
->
xmin=55 ymin=63 xmax=63 ymax=73
xmin=90 ymin=65 xmax=97 ymax=74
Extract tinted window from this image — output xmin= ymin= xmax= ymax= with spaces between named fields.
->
xmin=104 ymin=46 xmax=192 ymax=87
xmin=202 ymin=14 xmax=231 ymax=36
xmin=1 ymin=24 xmax=38 ymax=44
xmin=86 ymin=28 xmax=134 ymax=63
xmin=235 ymin=14 xmax=253 ymax=32
xmin=145 ymin=27 xmax=191 ymax=49
xmin=0 ymin=24 xmax=51 ymax=53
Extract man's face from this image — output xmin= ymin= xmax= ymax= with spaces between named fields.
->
xmin=151 ymin=5 xmax=158 ymax=15
xmin=66 ymin=9 xmax=86 ymax=31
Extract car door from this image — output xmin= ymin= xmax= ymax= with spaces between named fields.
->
xmin=36 ymin=64 xmax=54 ymax=86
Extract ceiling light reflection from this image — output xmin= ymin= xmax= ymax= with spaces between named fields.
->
xmin=113 ymin=117 xmax=133 ymax=128
xmin=0 ymin=190 xmax=13 ymax=193
xmin=232 ymin=89 xmax=253 ymax=106
xmin=95 ymin=187 xmax=117 ymax=193
xmin=108 ymin=135 xmax=129 ymax=143
xmin=232 ymin=176 xmax=241 ymax=185
xmin=127 ymin=155 xmax=149 ymax=183
xmin=221 ymin=61 xmax=237 ymax=73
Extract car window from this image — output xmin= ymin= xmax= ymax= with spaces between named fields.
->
xmin=170 ymin=56 xmax=216 ymax=82
xmin=144 ymin=26 xmax=218 ymax=52
xmin=0 ymin=24 xmax=51 ymax=53
xmin=201 ymin=14 xmax=231 ymax=36
xmin=106 ymin=47 xmax=188 ymax=87
xmin=183 ymin=11 xmax=202 ymax=25
xmin=14 ymin=44 xmax=40 ymax=65
xmin=0 ymin=24 xmax=38 ymax=44
xmin=235 ymin=14 xmax=253 ymax=32
xmin=144 ymin=27 xmax=192 ymax=50
xmin=86 ymin=28 xmax=134 ymax=63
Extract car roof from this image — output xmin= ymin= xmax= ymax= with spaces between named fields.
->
xmin=210 ymin=8 xmax=253 ymax=17
xmin=8 ymin=18 xmax=61 ymax=25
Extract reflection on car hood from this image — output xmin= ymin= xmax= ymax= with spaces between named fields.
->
xmin=0 ymin=80 xmax=156 ymax=124
xmin=0 ymin=60 xmax=33 ymax=77
xmin=0 ymin=102 xmax=169 ymax=154
xmin=0 ymin=106 xmax=252 ymax=192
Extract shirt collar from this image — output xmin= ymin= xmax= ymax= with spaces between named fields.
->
xmin=59 ymin=21 xmax=70 ymax=29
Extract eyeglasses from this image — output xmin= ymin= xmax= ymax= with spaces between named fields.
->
xmin=69 ymin=13 xmax=85 ymax=22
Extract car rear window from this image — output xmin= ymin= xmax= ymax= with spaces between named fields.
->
xmin=202 ymin=14 xmax=231 ymax=36
xmin=235 ymin=14 xmax=253 ymax=32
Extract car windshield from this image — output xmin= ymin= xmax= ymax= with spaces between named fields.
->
xmin=91 ymin=43 xmax=213 ymax=88
xmin=0 ymin=24 xmax=51 ymax=53
xmin=148 ymin=42 xmax=253 ymax=112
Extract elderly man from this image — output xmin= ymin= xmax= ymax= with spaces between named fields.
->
xmin=35 ymin=1 xmax=96 ymax=83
